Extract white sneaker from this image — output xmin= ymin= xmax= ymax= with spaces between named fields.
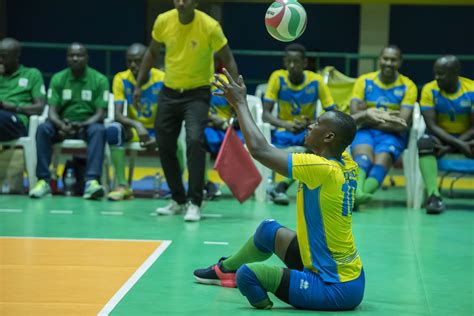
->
xmin=156 ymin=200 xmax=185 ymax=216
xmin=184 ymin=202 xmax=201 ymax=222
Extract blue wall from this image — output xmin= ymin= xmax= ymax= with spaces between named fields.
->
xmin=390 ymin=5 xmax=474 ymax=87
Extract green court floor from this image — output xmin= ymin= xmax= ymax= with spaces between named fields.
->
xmin=0 ymin=187 xmax=472 ymax=315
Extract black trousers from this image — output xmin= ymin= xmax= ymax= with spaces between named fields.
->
xmin=155 ymin=86 xmax=210 ymax=206
xmin=0 ymin=110 xmax=27 ymax=141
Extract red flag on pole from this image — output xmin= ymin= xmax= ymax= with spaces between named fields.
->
xmin=214 ymin=126 xmax=262 ymax=203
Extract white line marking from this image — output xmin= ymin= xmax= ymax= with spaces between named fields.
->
xmin=0 ymin=236 xmax=164 ymax=242
xmin=149 ymin=212 xmax=157 ymax=216
xmin=204 ymin=241 xmax=229 ymax=245
xmin=50 ymin=210 xmax=73 ymax=214
xmin=201 ymin=213 xmax=223 ymax=218
xmin=98 ymin=240 xmax=172 ymax=316
xmin=100 ymin=211 xmax=123 ymax=216
xmin=0 ymin=209 xmax=22 ymax=213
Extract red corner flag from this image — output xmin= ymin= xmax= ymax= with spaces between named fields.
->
xmin=214 ymin=126 xmax=262 ymax=203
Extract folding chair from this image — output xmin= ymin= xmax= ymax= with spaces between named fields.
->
xmin=0 ymin=108 xmax=47 ymax=193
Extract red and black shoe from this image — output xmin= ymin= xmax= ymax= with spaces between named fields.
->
xmin=193 ymin=257 xmax=237 ymax=288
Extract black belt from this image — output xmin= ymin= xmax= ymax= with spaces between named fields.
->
xmin=163 ymin=85 xmax=210 ymax=95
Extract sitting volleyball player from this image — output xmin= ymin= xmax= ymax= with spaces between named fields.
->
xmin=194 ymin=69 xmax=364 ymax=311
xmin=350 ymin=45 xmax=417 ymax=206
xmin=418 ymin=55 xmax=474 ymax=214
xmin=106 ymin=43 xmax=183 ymax=200
xmin=263 ymin=43 xmax=336 ymax=205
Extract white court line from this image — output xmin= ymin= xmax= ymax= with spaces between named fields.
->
xmin=0 ymin=236 xmax=165 ymax=242
xmin=100 ymin=211 xmax=123 ymax=216
xmin=204 ymin=241 xmax=229 ymax=245
xmin=98 ymin=240 xmax=172 ymax=316
xmin=201 ymin=213 xmax=223 ymax=218
xmin=50 ymin=210 xmax=73 ymax=215
xmin=149 ymin=212 xmax=157 ymax=216
xmin=0 ymin=209 xmax=23 ymax=213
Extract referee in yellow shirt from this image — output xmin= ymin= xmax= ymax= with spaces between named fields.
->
xmin=134 ymin=0 xmax=239 ymax=222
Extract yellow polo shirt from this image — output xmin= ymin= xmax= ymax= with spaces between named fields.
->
xmin=152 ymin=9 xmax=228 ymax=90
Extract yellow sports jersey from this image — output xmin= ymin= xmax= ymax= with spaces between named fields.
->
xmin=420 ymin=77 xmax=474 ymax=135
xmin=113 ymin=68 xmax=165 ymax=129
xmin=352 ymin=71 xmax=417 ymax=112
xmin=210 ymin=73 xmax=233 ymax=120
xmin=289 ymin=152 xmax=362 ymax=283
xmin=152 ymin=9 xmax=228 ymax=90
xmin=264 ymin=70 xmax=335 ymax=123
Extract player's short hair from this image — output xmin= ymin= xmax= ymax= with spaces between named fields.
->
xmin=380 ymin=44 xmax=402 ymax=58
xmin=285 ymin=43 xmax=306 ymax=58
xmin=437 ymin=55 xmax=461 ymax=73
xmin=331 ymin=111 xmax=357 ymax=150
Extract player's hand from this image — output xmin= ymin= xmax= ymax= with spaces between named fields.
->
xmin=293 ymin=118 xmax=308 ymax=133
xmin=435 ymin=144 xmax=451 ymax=157
xmin=365 ymin=108 xmax=389 ymax=125
xmin=212 ymin=68 xmax=246 ymax=109
xmin=133 ymin=88 xmax=142 ymax=112
xmin=283 ymin=121 xmax=299 ymax=133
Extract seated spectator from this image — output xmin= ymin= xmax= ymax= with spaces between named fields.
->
xmin=418 ymin=55 xmax=474 ymax=214
xmin=262 ymin=43 xmax=336 ymax=205
xmin=350 ymin=45 xmax=417 ymax=207
xmin=106 ymin=43 xmax=183 ymax=201
xmin=204 ymin=72 xmax=242 ymax=199
xmin=0 ymin=38 xmax=46 ymax=141
xmin=30 ymin=43 xmax=109 ymax=199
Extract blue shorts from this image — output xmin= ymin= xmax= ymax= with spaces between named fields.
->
xmin=289 ymin=268 xmax=365 ymax=310
xmin=351 ymin=128 xmax=407 ymax=161
xmin=204 ymin=127 xmax=243 ymax=154
xmin=272 ymin=130 xmax=306 ymax=148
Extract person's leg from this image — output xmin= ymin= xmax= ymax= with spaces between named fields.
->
xmin=30 ymin=120 xmax=61 ymax=197
xmin=417 ymin=134 xmax=440 ymax=197
xmin=0 ymin=110 xmax=27 ymax=141
xmin=106 ymin=122 xmax=128 ymax=186
xmin=83 ymin=123 xmax=106 ymax=182
xmin=417 ymin=134 xmax=445 ymax=214
xmin=182 ymin=89 xmax=210 ymax=207
xmin=351 ymin=129 xmax=375 ymax=204
xmin=35 ymin=120 xmax=61 ymax=181
xmin=364 ymin=131 xmax=405 ymax=195
xmin=156 ymin=91 xmax=186 ymax=205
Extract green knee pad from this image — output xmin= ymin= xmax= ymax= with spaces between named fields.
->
xmin=246 ymin=262 xmax=283 ymax=294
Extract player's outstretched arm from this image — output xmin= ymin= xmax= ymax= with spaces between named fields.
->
xmin=213 ymin=69 xmax=289 ymax=177
xmin=133 ymin=40 xmax=161 ymax=108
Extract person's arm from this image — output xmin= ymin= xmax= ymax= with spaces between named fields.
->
xmin=133 ymin=40 xmax=162 ymax=107
xmin=48 ymin=105 xmax=70 ymax=133
xmin=373 ymin=107 xmax=410 ymax=133
xmin=214 ymin=69 xmax=288 ymax=176
xmin=459 ymin=112 xmax=474 ymax=141
xmin=215 ymin=44 xmax=239 ymax=81
xmin=79 ymin=108 xmax=105 ymax=127
xmin=1 ymin=97 xmax=45 ymax=116
xmin=423 ymin=109 xmax=470 ymax=151
xmin=262 ymin=100 xmax=295 ymax=131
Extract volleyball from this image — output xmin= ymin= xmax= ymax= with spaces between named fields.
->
xmin=265 ymin=0 xmax=307 ymax=42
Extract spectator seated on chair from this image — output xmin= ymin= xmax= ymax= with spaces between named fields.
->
xmin=204 ymin=72 xmax=243 ymax=200
xmin=262 ymin=43 xmax=336 ymax=205
xmin=30 ymin=42 xmax=109 ymax=200
xmin=0 ymin=37 xmax=46 ymax=141
xmin=350 ymin=45 xmax=417 ymax=207
xmin=105 ymin=43 xmax=184 ymax=201
xmin=418 ymin=55 xmax=474 ymax=214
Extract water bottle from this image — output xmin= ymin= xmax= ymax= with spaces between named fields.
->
xmin=153 ymin=173 xmax=162 ymax=198
xmin=1 ymin=179 xmax=10 ymax=194
xmin=64 ymin=168 xmax=76 ymax=196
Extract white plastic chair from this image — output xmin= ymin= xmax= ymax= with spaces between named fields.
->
xmin=0 ymin=108 xmax=47 ymax=192
xmin=51 ymin=93 xmax=114 ymax=191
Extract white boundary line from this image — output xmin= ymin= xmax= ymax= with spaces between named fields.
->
xmin=98 ymin=240 xmax=172 ymax=315
xmin=100 ymin=211 xmax=124 ymax=216
xmin=0 ymin=209 xmax=23 ymax=213
xmin=0 ymin=236 xmax=166 ymax=243
xmin=204 ymin=241 xmax=229 ymax=245
xmin=50 ymin=210 xmax=73 ymax=214
xmin=201 ymin=213 xmax=223 ymax=218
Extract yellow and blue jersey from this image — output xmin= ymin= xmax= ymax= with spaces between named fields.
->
xmin=352 ymin=71 xmax=417 ymax=112
xmin=264 ymin=70 xmax=335 ymax=123
xmin=289 ymin=151 xmax=362 ymax=283
xmin=210 ymin=73 xmax=233 ymax=120
xmin=112 ymin=68 xmax=165 ymax=129
xmin=420 ymin=77 xmax=474 ymax=135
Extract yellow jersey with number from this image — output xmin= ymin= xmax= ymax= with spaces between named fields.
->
xmin=289 ymin=151 xmax=362 ymax=283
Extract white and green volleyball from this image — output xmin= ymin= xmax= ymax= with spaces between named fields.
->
xmin=265 ymin=0 xmax=307 ymax=42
